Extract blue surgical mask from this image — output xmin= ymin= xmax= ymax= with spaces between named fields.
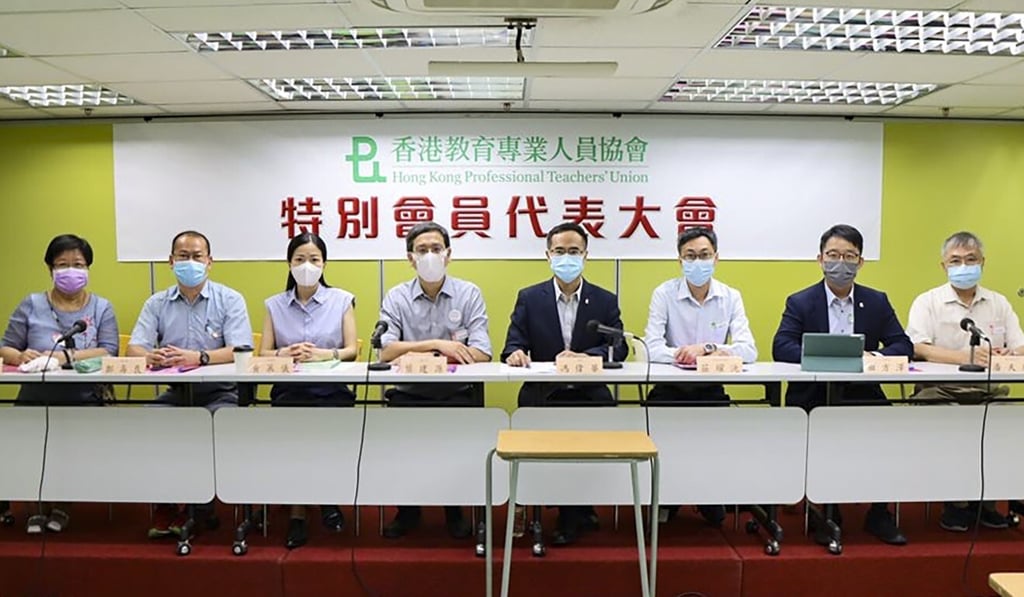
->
xmin=948 ymin=264 xmax=982 ymax=290
xmin=173 ymin=260 xmax=208 ymax=288
xmin=550 ymin=254 xmax=584 ymax=283
xmin=682 ymin=258 xmax=715 ymax=287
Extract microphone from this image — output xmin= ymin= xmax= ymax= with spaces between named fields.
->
xmin=369 ymin=320 xmax=389 ymax=349
xmin=960 ymin=317 xmax=987 ymax=340
xmin=586 ymin=319 xmax=634 ymax=341
xmin=1017 ymin=288 xmax=1024 ymax=298
xmin=56 ymin=320 xmax=87 ymax=344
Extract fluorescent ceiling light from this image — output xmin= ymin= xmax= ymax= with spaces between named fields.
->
xmin=251 ymin=77 xmax=524 ymax=101
xmin=429 ymin=61 xmax=617 ymax=77
xmin=178 ymin=27 xmax=532 ymax=52
xmin=0 ymin=85 xmax=137 ymax=108
xmin=661 ymin=79 xmax=939 ymax=105
xmin=718 ymin=6 xmax=1024 ymax=56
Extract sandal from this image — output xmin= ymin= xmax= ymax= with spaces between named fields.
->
xmin=47 ymin=508 xmax=70 ymax=533
xmin=26 ymin=514 xmax=47 ymax=535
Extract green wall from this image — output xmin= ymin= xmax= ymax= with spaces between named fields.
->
xmin=2 ymin=120 xmax=1024 ymax=406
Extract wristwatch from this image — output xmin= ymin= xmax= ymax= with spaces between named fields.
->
xmin=198 ymin=350 xmax=210 ymax=366
xmin=703 ymin=343 xmax=717 ymax=355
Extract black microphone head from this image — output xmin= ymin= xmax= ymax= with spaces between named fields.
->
xmin=960 ymin=317 xmax=975 ymax=332
xmin=375 ymin=320 xmax=388 ymax=332
xmin=586 ymin=319 xmax=600 ymax=332
xmin=71 ymin=319 xmax=88 ymax=333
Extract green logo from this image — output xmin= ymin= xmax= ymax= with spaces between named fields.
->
xmin=346 ymin=136 xmax=386 ymax=183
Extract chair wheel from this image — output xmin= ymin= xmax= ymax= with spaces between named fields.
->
xmin=827 ymin=540 xmax=842 ymax=556
xmin=176 ymin=541 xmax=192 ymax=556
xmin=0 ymin=513 xmax=14 ymax=527
xmin=474 ymin=543 xmax=486 ymax=558
xmin=745 ymin=520 xmax=759 ymax=534
xmin=532 ymin=543 xmax=546 ymax=557
xmin=764 ymin=540 xmax=780 ymax=556
xmin=1009 ymin=513 xmax=1021 ymax=528
xmin=232 ymin=541 xmax=248 ymax=556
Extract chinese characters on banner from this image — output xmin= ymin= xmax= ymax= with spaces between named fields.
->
xmin=113 ymin=118 xmax=883 ymax=261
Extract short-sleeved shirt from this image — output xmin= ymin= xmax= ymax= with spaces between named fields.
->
xmin=265 ymin=285 xmax=355 ymax=402
xmin=906 ymin=284 xmax=1024 ymax=351
xmin=129 ymin=280 xmax=252 ymax=402
xmin=2 ymin=292 xmax=119 ymax=403
xmin=380 ymin=276 xmax=491 ymax=399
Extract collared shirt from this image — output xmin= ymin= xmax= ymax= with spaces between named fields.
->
xmin=552 ymin=278 xmax=582 ymax=351
xmin=129 ymin=280 xmax=252 ymax=351
xmin=380 ymin=276 xmax=492 ymax=357
xmin=265 ymin=286 xmax=354 ymax=349
xmin=644 ymin=277 xmax=757 ymax=364
xmin=907 ymin=284 xmax=1024 ymax=351
xmin=824 ymin=282 xmax=855 ymax=335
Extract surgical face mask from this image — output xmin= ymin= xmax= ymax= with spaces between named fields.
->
xmin=948 ymin=264 xmax=982 ymax=290
xmin=550 ymin=254 xmax=584 ymax=283
xmin=682 ymin=259 xmax=715 ymax=287
xmin=173 ymin=260 xmax=208 ymax=288
xmin=415 ymin=251 xmax=447 ymax=283
xmin=822 ymin=259 xmax=858 ymax=287
xmin=291 ymin=262 xmax=323 ymax=287
xmin=53 ymin=267 xmax=88 ymax=294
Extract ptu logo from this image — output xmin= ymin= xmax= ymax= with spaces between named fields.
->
xmin=345 ymin=136 xmax=386 ymax=183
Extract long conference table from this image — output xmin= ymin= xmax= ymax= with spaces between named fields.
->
xmin=0 ymin=361 xmax=1022 ymax=557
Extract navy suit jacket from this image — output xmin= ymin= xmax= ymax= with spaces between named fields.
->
xmin=772 ymin=281 xmax=913 ymax=409
xmin=501 ymin=278 xmax=627 ymax=405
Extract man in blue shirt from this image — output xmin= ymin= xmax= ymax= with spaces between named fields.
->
xmin=127 ymin=230 xmax=252 ymax=538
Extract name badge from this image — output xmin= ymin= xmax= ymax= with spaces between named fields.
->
xmin=102 ymin=357 xmax=147 ymax=375
xmin=398 ymin=353 xmax=447 ymax=375
xmin=696 ymin=355 xmax=743 ymax=374
xmin=247 ymin=357 xmax=294 ymax=374
xmin=862 ymin=355 xmax=909 ymax=374
xmin=555 ymin=354 xmax=603 ymax=375
xmin=991 ymin=355 xmax=1024 ymax=373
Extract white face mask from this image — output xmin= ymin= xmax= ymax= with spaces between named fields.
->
xmin=290 ymin=262 xmax=322 ymax=287
xmin=415 ymin=251 xmax=447 ymax=283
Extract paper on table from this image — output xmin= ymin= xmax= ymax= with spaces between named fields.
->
xmin=298 ymin=361 xmax=357 ymax=373
xmin=501 ymin=363 xmax=557 ymax=374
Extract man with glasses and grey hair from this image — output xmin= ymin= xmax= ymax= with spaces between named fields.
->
xmin=906 ymin=231 xmax=1024 ymax=533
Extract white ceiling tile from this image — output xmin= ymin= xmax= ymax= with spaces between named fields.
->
xmin=0 ymin=0 xmax=121 ymax=11
xmin=525 ymin=100 xmax=654 ymax=111
xmin=535 ymin=4 xmax=747 ymax=49
xmin=530 ymin=48 xmax=699 ymax=79
xmin=0 ymin=10 xmax=183 ymax=55
xmin=43 ymin=53 xmax=232 ymax=83
xmin=124 ymin=0 xmax=328 ymax=6
xmin=647 ymin=100 xmax=774 ymax=112
xmin=882 ymin=105 xmax=1014 ymax=118
xmin=992 ymin=108 xmax=1024 ymax=120
xmin=824 ymin=54 xmax=1021 ymax=85
xmin=678 ymin=49 xmax=862 ymax=80
xmin=203 ymin=50 xmax=376 ymax=78
xmin=905 ymin=84 xmax=1024 ymax=108
xmin=38 ymin=104 xmax=168 ymax=117
xmin=966 ymin=60 xmax=1024 ymax=85
xmin=529 ymin=78 xmax=671 ymax=101
xmin=364 ymin=47 xmax=514 ymax=76
xmin=108 ymin=79 xmax=268 ymax=104
xmin=398 ymin=100 xmax=525 ymax=111
xmin=336 ymin=2 xmax=496 ymax=27
xmin=953 ymin=0 xmax=1024 ymax=9
xmin=0 ymin=58 xmax=87 ymax=85
xmin=0 ymin=108 xmax=49 ymax=119
xmin=155 ymin=101 xmax=284 ymax=114
xmin=765 ymin=103 xmax=893 ymax=114
xmin=138 ymin=4 xmax=349 ymax=31
xmin=793 ymin=0 xmax=960 ymax=7
xmin=279 ymin=100 xmax=417 ymax=111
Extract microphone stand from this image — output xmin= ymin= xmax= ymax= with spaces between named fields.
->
xmin=367 ymin=335 xmax=390 ymax=371
xmin=603 ymin=338 xmax=623 ymax=369
xmin=62 ymin=337 xmax=77 ymax=370
xmin=958 ymin=333 xmax=985 ymax=372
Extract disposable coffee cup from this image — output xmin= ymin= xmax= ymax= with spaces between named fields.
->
xmin=233 ymin=345 xmax=254 ymax=373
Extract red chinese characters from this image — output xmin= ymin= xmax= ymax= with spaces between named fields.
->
xmin=393 ymin=197 xmax=435 ymax=237
xmin=337 ymin=197 xmax=379 ymax=239
xmin=506 ymin=195 xmax=548 ymax=238
xmin=563 ymin=195 xmax=605 ymax=237
xmin=451 ymin=196 xmax=491 ymax=238
xmin=618 ymin=195 xmax=660 ymax=239
xmin=280 ymin=196 xmax=322 ymax=238
xmin=674 ymin=196 xmax=716 ymax=233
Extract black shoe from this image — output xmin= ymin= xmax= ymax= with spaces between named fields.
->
xmin=551 ymin=508 xmax=583 ymax=546
xmin=864 ymin=508 xmax=906 ymax=545
xmin=697 ymin=505 xmax=726 ymax=528
xmin=286 ymin=518 xmax=307 ymax=549
xmin=383 ymin=508 xmax=421 ymax=539
xmin=444 ymin=507 xmax=471 ymax=539
xmin=321 ymin=506 xmax=345 ymax=532
xmin=981 ymin=507 xmax=1010 ymax=530
xmin=940 ymin=504 xmax=972 ymax=532
xmin=659 ymin=505 xmax=680 ymax=524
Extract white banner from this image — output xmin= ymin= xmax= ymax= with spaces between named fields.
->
xmin=113 ymin=117 xmax=882 ymax=261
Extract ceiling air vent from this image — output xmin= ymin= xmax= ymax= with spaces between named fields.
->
xmin=369 ymin=0 xmax=679 ymax=17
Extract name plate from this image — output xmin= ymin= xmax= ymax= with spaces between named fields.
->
xmin=695 ymin=355 xmax=743 ymax=374
xmin=102 ymin=357 xmax=147 ymax=375
xmin=398 ymin=353 xmax=447 ymax=375
xmin=991 ymin=355 xmax=1024 ymax=373
xmin=247 ymin=357 xmax=294 ymax=374
xmin=555 ymin=354 xmax=603 ymax=375
xmin=862 ymin=355 xmax=909 ymax=374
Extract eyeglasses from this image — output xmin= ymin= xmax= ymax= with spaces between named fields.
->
xmin=550 ymin=248 xmax=585 ymax=257
xmin=412 ymin=245 xmax=446 ymax=256
xmin=946 ymin=256 xmax=981 ymax=267
xmin=173 ymin=252 xmax=207 ymax=261
xmin=681 ymin=251 xmax=716 ymax=262
xmin=823 ymin=251 xmax=861 ymax=264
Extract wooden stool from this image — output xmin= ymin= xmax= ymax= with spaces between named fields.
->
xmin=485 ymin=430 xmax=659 ymax=597
xmin=990 ymin=573 xmax=1024 ymax=597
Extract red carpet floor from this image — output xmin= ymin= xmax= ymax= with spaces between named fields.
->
xmin=0 ymin=502 xmax=1020 ymax=597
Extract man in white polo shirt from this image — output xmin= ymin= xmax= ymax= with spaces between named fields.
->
xmin=906 ymin=230 xmax=1024 ymax=533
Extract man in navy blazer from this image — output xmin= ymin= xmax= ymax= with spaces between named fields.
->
xmin=772 ymin=224 xmax=912 ymax=547
xmin=501 ymin=222 xmax=627 ymax=545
